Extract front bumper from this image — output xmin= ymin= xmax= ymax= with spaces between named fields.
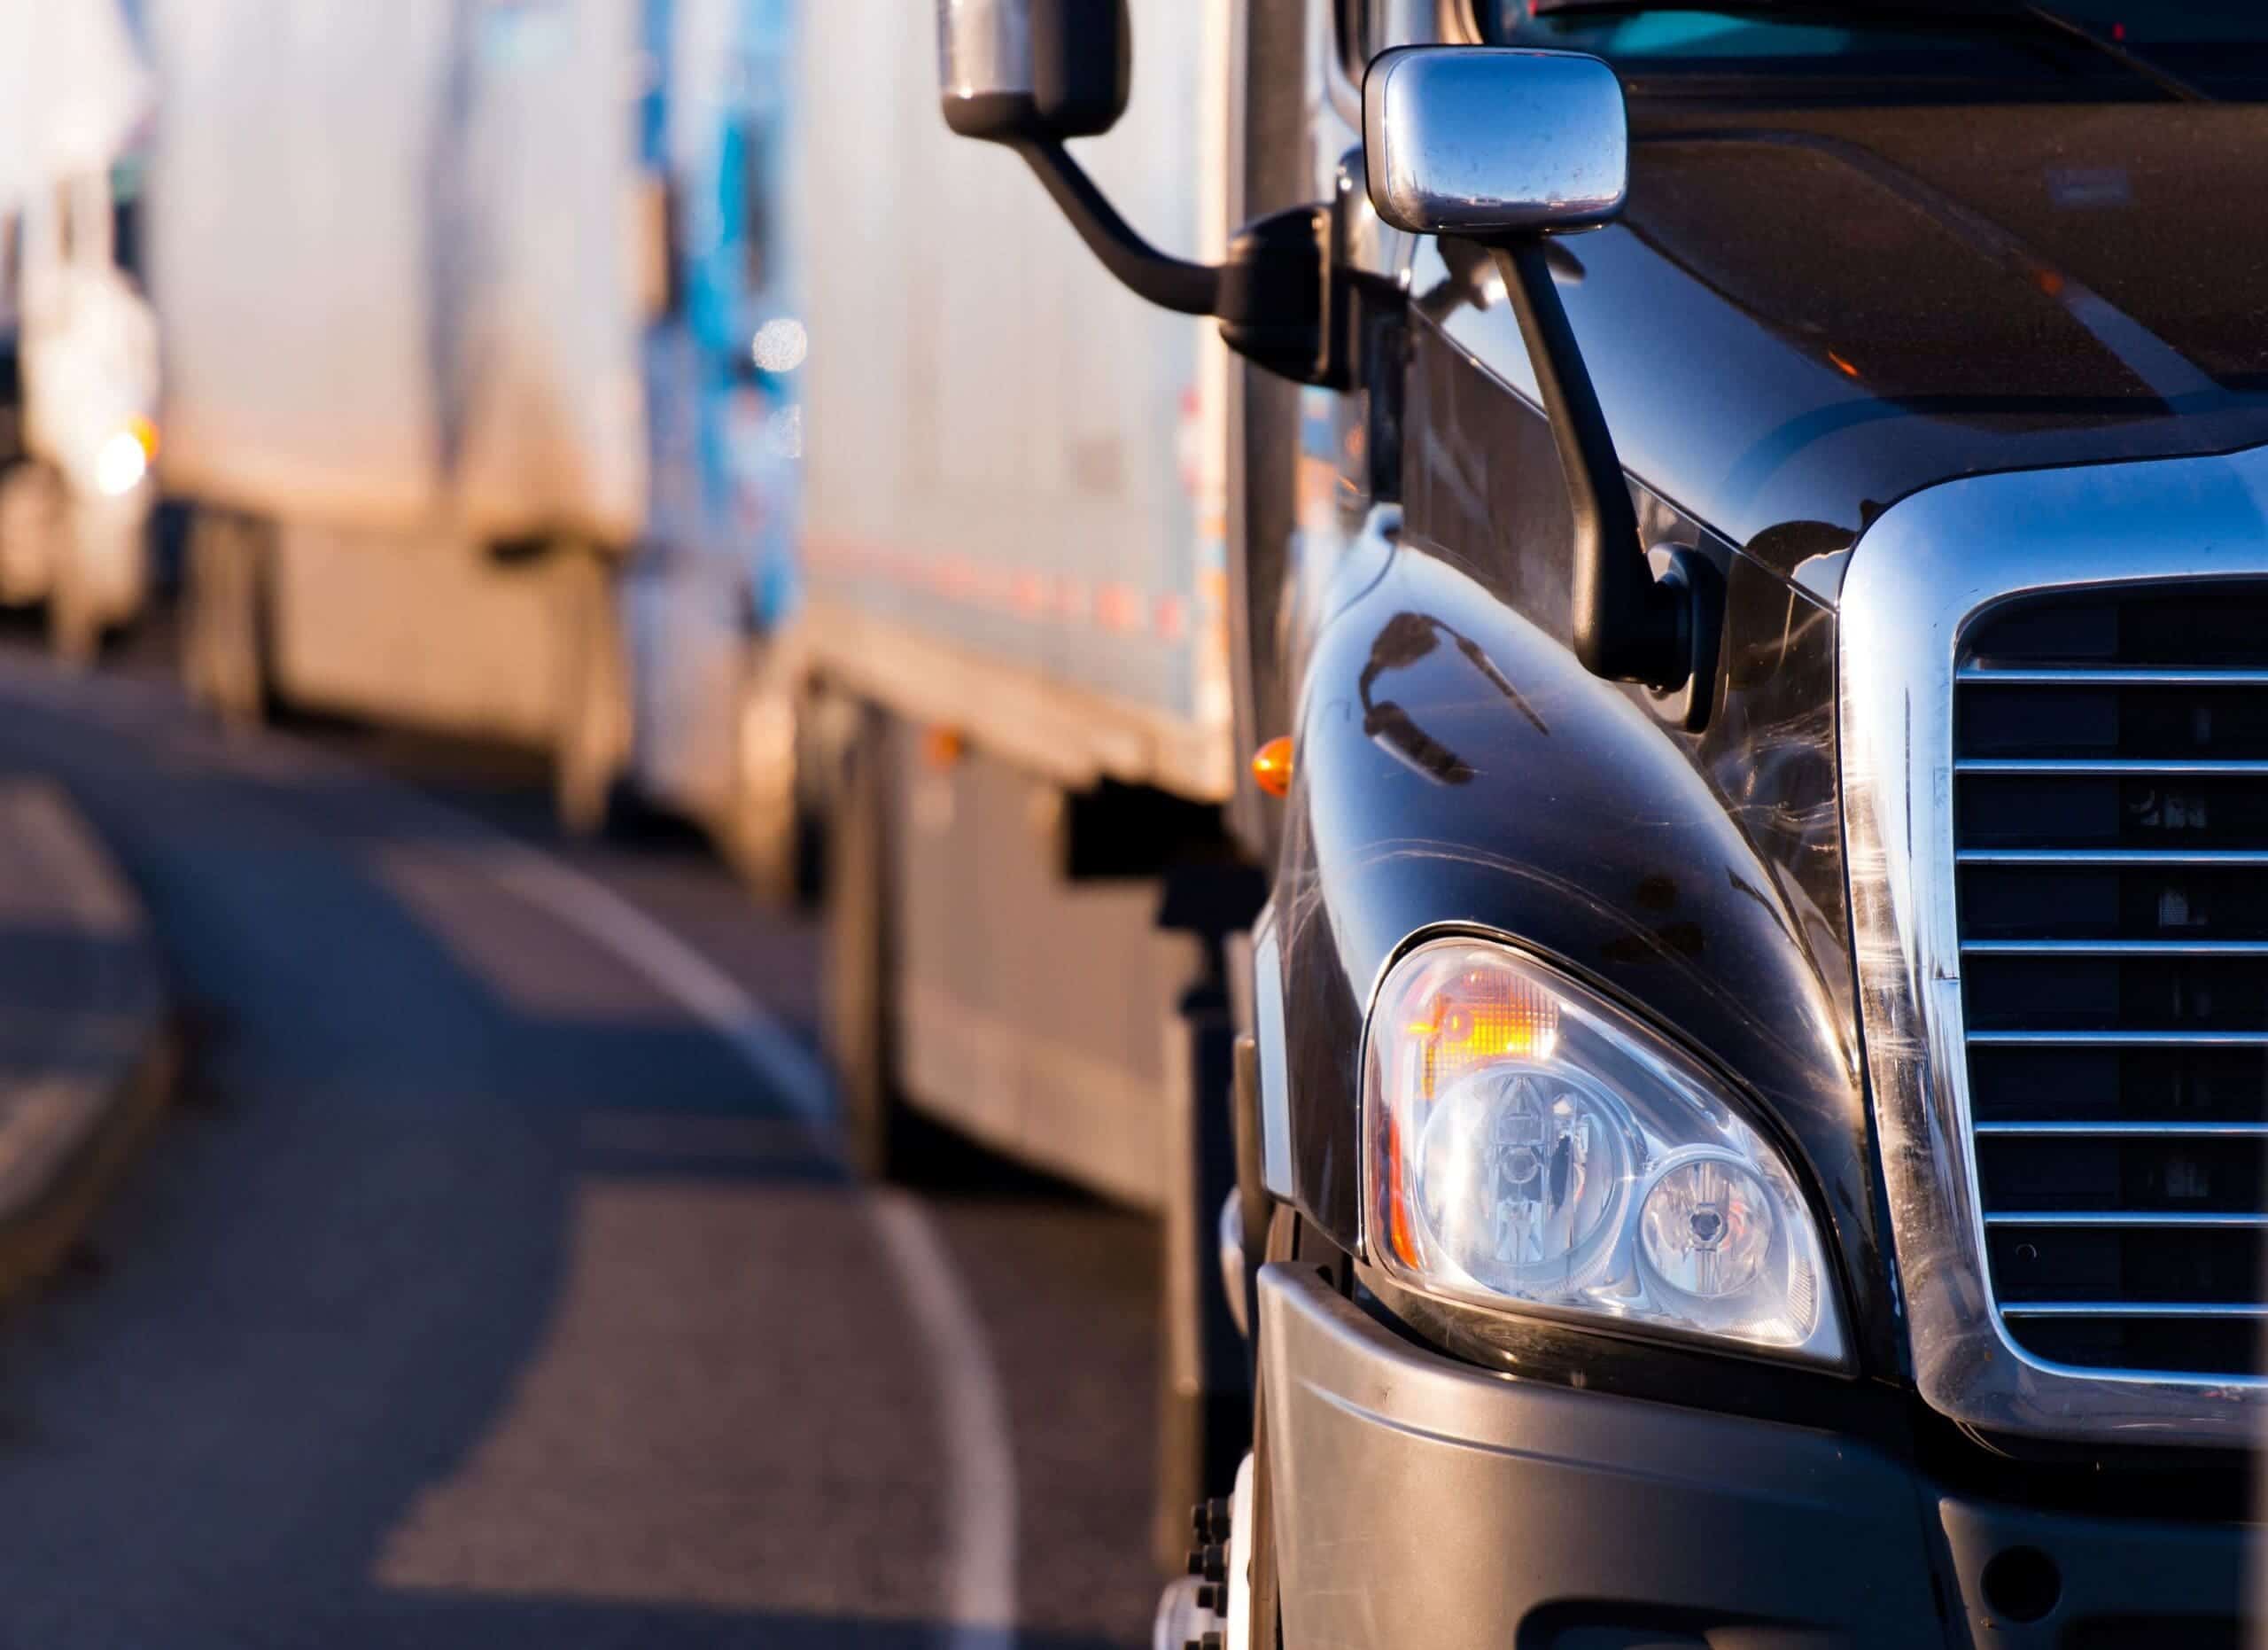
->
xmin=1258 ymin=1264 xmax=2247 ymax=1648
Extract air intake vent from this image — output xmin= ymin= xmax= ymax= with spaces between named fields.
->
xmin=1957 ymin=582 xmax=2268 ymax=1378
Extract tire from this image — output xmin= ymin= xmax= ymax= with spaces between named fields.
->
xmin=1244 ymin=1416 xmax=1285 ymax=1650
xmin=1154 ymin=980 xmax=1252 ymax=1573
xmin=718 ymin=640 xmax=804 ymax=906
xmin=1241 ymin=1211 xmax=1301 ymax=1650
xmin=552 ymin=543 xmax=633 ymax=837
xmin=46 ymin=494 xmax=102 ymax=667
xmin=0 ymin=459 xmax=66 ymax=612
xmin=182 ymin=510 xmax=270 ymax=725
xmin=823 ymin=701 xmax=904 ymax=1180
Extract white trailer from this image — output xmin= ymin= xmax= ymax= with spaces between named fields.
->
xmin=142 ymin=0 xmax=798 ymax=840
xmin=794 ymin=0 xmax=1236 ymax=1183
xmin=791 ymin=0 xmax=1241 ymax=1560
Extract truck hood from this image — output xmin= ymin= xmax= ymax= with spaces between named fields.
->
xmin=1437 ymin=100 xmax=2268 ymax=586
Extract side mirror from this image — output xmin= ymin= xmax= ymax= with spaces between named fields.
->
xmin=1363 ymin=47 xmax=1713 ymax=705
xmin=928 ymin=0 xmax=1336 ymax=380
xmin=1363 ymin=48 xmax=1627 ymax=237
xmin=936 ymin=0 xmax=1130 ymax=143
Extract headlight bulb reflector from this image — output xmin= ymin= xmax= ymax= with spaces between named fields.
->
xmin=1413 ymin=1064 xmax=1630 ymax=1293
xmin=1640 ymin=1156 xmax=1773 ymax=1299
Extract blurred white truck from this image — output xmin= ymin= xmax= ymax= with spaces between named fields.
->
xmin=0 ymin=0 xmax=160 ymax=660
xmin=142 ymin=0 xmax=798 ymax=840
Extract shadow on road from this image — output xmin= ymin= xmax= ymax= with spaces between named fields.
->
xmin=0 ymin=668 xmax=1154 ymax=1649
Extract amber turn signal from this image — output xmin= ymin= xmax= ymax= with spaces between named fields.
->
xmin=1251 ymin=735 xmax=1293 ymax=798
xmin=921 ymin=726 xmax=966 ymax=770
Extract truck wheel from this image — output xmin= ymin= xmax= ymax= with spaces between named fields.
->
xmin=182 ymin=510 xmax=270 ymax=725
xmin=824 ymin=701 xmax=905 ymax=1179
xmin=1241 ymin=1402 xmax=1285 ymax=1650
xmin=47 ymin=496 xmax=102 ymax=667
xmin=0 ymin=461 xmax=66 ymax=615
xmin=553 ymin=544 xmax=632 ymax=837
xmin=1154 ymin=968 xmax=1254 ymax=1573
xmin=718 ymin=638 xmax=804 ymax=906
xmin=1239 ymin=1213 xmax=1300 ymax=1650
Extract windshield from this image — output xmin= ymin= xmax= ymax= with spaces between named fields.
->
xmin=1480 ymin=3 xmax=2268 ymax=96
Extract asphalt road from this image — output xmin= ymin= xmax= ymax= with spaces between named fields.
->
xmin=0 ymin=645 xmax=1160 ymax=1648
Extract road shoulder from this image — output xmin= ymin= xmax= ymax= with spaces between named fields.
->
xmin=0 ymin=778 xmax=172 ymax=1297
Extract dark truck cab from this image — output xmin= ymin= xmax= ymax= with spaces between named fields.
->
xmin=934 ymin=2 xmax=2268 ymax=1644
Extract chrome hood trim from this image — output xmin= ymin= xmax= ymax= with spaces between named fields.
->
xmin=1841 ymin=441 xmax=2268 ymax=1447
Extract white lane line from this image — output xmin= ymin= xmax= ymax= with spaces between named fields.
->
xmin=869 ymin=1195 xmax=1021 ymax=1638
xmin=454 ymin=846 xmax=1024 ymax=1644
xmin=9 ymin=664 xmax=1023 ymax=1642
xmin=485 ymin=852 xmax=835 ymax=1125
xmin=483 ymin=844 xmax=1026 ymax=1634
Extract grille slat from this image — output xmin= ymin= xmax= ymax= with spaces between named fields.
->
xmin=1957 ymin=585 xmax=2268 ymax=1379
xmin=1977 ymin=1122 xmax=2268 ymax=1138
xmin=1961 ymin=666 xmax=2268 ymax=686
xmin=1972 ymin=1031 xmax=2268 ymax=1046
xmin=1962 ymin=848 xmax=2268 ymax=865
xmin=1985 ymin=1211 xmax=2268 ymax=1227
xmin=1959 ymin=759 xmax=2268 ymax=774
xmin=2002 ymin=1303 xmax=2268 ymax=1318
xmin=1965 ymin=940 xmax=2268 ymax=955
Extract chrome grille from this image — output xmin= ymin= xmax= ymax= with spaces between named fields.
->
xmin=1956 ymin=583 xmax=2268 ymax=1379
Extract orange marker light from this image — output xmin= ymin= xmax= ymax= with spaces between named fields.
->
xmin=921 ymin=727 xmax=965 ymax=770
xmin=1251 ymin=735 xmax=1293 ymax=798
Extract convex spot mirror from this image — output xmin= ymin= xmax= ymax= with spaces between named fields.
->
xmin=1363 ymin=47 xmax=1628 ymax=238
xmin=936 ymin=0 xmax=1130 ymax=143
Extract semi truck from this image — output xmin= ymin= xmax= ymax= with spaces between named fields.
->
xmin=141 ymin=0 xmax=798 ymax=844
xmin=0 ymin=0 xmax=159 ymax=662
xmin=928 ymin=1 xmax=2268 ymax=1646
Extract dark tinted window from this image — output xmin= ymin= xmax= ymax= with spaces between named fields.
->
xmin=1475 ymin=3 xmax=2268 ymax=91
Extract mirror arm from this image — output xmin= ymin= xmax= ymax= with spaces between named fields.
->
xmin=1013 ymin=139 xmax=1341 ymax=387
xmin=1013 ymin=138 xmax=1223 ymax=315
xmin=1489 ymin=238 xmax=1694 ymax=692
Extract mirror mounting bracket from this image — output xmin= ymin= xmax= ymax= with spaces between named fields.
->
xmin=1484 ymin=237 xmax=1704 ymax=697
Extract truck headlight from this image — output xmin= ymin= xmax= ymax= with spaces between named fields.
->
xmin=1363 ymin=938 xmax=1845 ymax=1366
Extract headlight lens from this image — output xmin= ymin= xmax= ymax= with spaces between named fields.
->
xmin=1363 ymin=939 xmax=1845 ymax=1365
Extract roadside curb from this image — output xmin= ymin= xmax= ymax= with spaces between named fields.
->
xmin=0 ymin=779 xmax=173 ymax=1300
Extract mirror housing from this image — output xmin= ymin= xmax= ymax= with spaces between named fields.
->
xmin=936 ymin=0 xmax=1130 ymax=143
xmin=1363 ymin=47 xmax=1627 ymax=237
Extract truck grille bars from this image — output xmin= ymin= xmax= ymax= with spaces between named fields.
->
xmin=1839 ymin=460 xmax=2268 ymax=1443
xmin=1955 ymin=583 xmax=2268 ymax=1380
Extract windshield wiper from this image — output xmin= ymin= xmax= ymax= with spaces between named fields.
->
xmin=1528 ymin=0 xmax=2213 ymax=102
xmin=2013 ymin=5 xmax=2209 ymax=102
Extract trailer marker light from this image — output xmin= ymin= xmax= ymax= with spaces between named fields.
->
xmin=1251 ymin=736 xmax=1293 ymax=798
xmin=922 ymin=727 xmax=966 ymax=770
